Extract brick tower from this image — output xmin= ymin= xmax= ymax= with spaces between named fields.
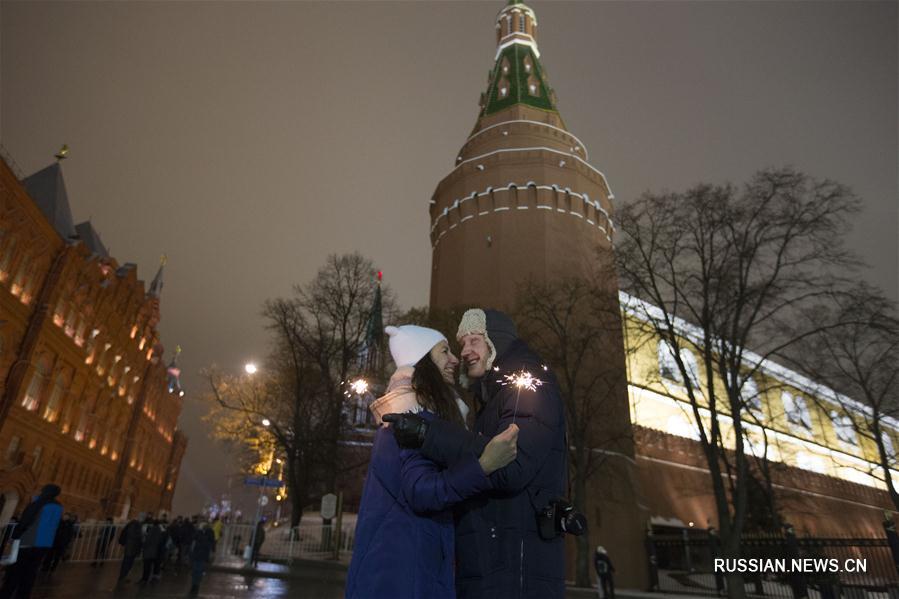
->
xmin=428 ymin=0 xmax=649 ymax=587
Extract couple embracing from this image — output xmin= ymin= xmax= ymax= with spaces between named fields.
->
xmin=346 ymin=308 xmax=569 ymax=599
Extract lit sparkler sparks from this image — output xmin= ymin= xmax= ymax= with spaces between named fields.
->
xmin=499 ymin=370 xmax=544 ymax=424
xmin=350 ymin=379 xmax=369 ymax=395
xmin=501 ymin=371 xmax=544 ymax=392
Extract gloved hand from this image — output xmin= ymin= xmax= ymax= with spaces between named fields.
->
xmin=382 ymin=413 xmax=429 ymax=449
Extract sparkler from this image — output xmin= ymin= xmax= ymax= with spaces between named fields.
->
xmin=499 ymin=370 xmax=544 ymax=424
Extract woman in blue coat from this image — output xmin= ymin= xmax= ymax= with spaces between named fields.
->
xmin=346 ymin=325 xmax=519 ymax=599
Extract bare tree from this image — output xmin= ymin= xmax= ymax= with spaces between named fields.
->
xmin=615 ymin=167 xmax=859 ymax=599
xmin=790 ymin=285 xmax=899 ymax=509
xmin=515 ymin=269 xmax=637 ymax=587
xmin=203 ymin=252 xmax=396 ymax=526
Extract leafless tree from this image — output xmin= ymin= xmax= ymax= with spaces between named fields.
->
xmin=203 ymin=252 xmax=396 ymax=526
xmin=789 ymin=285 xmax=899 ymax=509
xmin=515 ymin=269 xmax=637 ymax=587
xmin=615 ymin=167 xmax=859 ymax=599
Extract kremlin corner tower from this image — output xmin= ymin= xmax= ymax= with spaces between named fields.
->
xmin=428 ymin=0 xmax=648 ymax=587
xmin=429 ymin=0 xmax=616 ymax=311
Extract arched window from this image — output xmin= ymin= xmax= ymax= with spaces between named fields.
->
xmin=658 ymin=340 xmax=701 ymax=388
xmin=519 ymin=14 xmax=526 ymax=32
xmin=0 ymin=237 xmax=16 ymax=281
xmin=781 ymin=391 xmax=812 ymax=432
xmin=883 ymin=431 xmax=896 ymax=460
xmin=830 ymin=410 xmax=857 ymax=445
xmin=739 ymin=376 xmax=762 ymax=415
xmin=42 ymin=374 xmax=66 ymax=422
xmin=21 ymin=359 xmax=49 ymax=411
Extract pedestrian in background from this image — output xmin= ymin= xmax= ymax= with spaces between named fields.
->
xmin=139 ymin=518 xmax=162 ymax=583
xmin=594 ymin=545 xmax=615 ymax=599
xmin=188 ymin=522 xmax=216 ymax=597
xmin=116 ymin=514 xmax=144 ymax=585
xmin=251 ymin=519 xmax=265 ymax=568
xmin=0 ymin=484 xmax=63 ymax=599
xmin=43 ymin=512 xmax=75 ymax=573
xmin=91 ymin=518 xmax=115 ymax=566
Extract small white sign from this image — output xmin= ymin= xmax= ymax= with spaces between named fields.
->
xmin=320 ymin=493 xmax=337 ymax=520
xmin=258 ymin=495 xmax=269 ymax=507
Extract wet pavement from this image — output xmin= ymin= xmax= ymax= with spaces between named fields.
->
xmin=28 ymin=560 xmax=345 ymax=598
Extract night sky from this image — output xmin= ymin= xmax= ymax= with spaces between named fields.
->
xmin=1 ymin=1 xmax=896 ymax=516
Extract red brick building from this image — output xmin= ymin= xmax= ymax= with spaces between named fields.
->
xmin=0 ymin=153 xmax=186 ymax=523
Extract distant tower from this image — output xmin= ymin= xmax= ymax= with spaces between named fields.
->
xmin=428 ymin=0 xmax=647 ymax=586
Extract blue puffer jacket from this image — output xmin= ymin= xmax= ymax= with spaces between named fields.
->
xmin=14 ymin=484 xmax=63 ymax=549
xmin=346 ymin=368 xmax=490 ymax=599
xmin=421 ymin=339 xmax=568 ymax=599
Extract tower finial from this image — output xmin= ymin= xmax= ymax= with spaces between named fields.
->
xmin=148 ymin=255 xmax=166 ymax=299
xmin=55 ymin=144 xmax=69 ymax=161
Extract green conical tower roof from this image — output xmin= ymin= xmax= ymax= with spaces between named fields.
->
xmin=477 ymin=1 xmax=560 ymax=119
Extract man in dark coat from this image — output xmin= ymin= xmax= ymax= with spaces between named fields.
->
xmin=388 ymin=308 xmax=568 ymax=599
xmin=188 ymin=523 xmax=216 ymax=597
xmin=91 ymin=518 xmax=116 ymax=566
xmin=42 ymin=511 xmax=76 ymax=573
xmin=594 ymin=546 xmax=615 ymax=599
xmin=139 ymin=519 xmax=162 ymax=583
xmin=250 ymin=520 xmax=265 ymax=568
xmin=116 ymin=516 xmax=144 ymax=584
xmin=0 ymin=484 xmax=63 ymax=599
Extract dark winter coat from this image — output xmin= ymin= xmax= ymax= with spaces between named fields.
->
xmin=143 ymin=523 xmax=162 ymax=559
xmin=346 ymin=367 xmax=491 ymax=599
xmin=594 ymin=552 xmax=614 ymax=577
xmin=421 ymin=339 xmax=568 ymax=599
xmin=52 ymin=519 xmax=76 ymax=550
xmin=190 ymin=527 xmax=216 ymax=563
xmin=14 ymin=484 xmax=63 ymax=549
xmin=118 ymin=519 xmax=143 ymax=557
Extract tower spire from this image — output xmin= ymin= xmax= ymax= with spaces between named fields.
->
xmin=474 ymin=1 xmax=562 ymax=135
xmin=148 ymin=254 xmax=166 ymax=299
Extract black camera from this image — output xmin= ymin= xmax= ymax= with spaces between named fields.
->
xmin=538 ymin=498 xmax=588 ymax=540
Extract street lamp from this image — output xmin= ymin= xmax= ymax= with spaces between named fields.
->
xmin=261 ymin=418 xmax=271 ymax=427
xmin=244 ymin=362 xmax=258 ymax=375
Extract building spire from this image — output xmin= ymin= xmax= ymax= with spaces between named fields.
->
xmin=148 ymin=254 xmax=166 ymax=299
xmin=477 ymin=1 xmax=560 ymax=125
xmin=360 ymin=270 xmax=385 ymax=374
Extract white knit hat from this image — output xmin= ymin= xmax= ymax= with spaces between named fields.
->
xmin=385 ymin=325 xmax=447 ymax=368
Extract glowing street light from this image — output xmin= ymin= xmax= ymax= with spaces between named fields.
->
xmin=261 ymin=418 xmax=271 ymax=427
xmin=244 ymin=363 xmax=258 ymax=375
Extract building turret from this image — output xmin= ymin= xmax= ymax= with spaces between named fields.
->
xmin=430 ymin=1 xmax=615 ymax=311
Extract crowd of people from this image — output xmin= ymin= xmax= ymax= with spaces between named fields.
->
xmin=0 ymin=486 xmax=225 ymax=598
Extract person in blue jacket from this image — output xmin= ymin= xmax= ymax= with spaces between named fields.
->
xmin=387 ymin=309 xmax=569 ymax=599
xmin=345 ymin=324 xmax=519 ymax=599
xmin=0 ymin=484 xmax=64 ymax=599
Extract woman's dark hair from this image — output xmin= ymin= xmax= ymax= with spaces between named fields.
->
xmin=412 ymin=351 xmax=464 ymax=426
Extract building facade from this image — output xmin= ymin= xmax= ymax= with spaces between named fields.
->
xmin=0 ymin=154 xmax=187 ymax=523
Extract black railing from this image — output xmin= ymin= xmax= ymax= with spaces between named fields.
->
xmin=647 ymin=532 xmax=899 ymax=599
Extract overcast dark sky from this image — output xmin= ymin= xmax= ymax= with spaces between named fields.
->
xmin=1 ymin=1 xmax=896 ymax=516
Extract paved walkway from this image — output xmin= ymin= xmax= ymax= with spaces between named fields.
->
xmin=21 ymin=558 xmax=705 ymax=598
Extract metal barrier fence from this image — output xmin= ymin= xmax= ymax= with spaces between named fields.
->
xmin=216 ymin=522 xmax=355 ymax=563
xmin=649 ymin=532 xmax=899 ymax=599
xmin=1 ymin=522 xmax=127 ymax=564
xmin=0 ymin=520 xmax=356 ymax=566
